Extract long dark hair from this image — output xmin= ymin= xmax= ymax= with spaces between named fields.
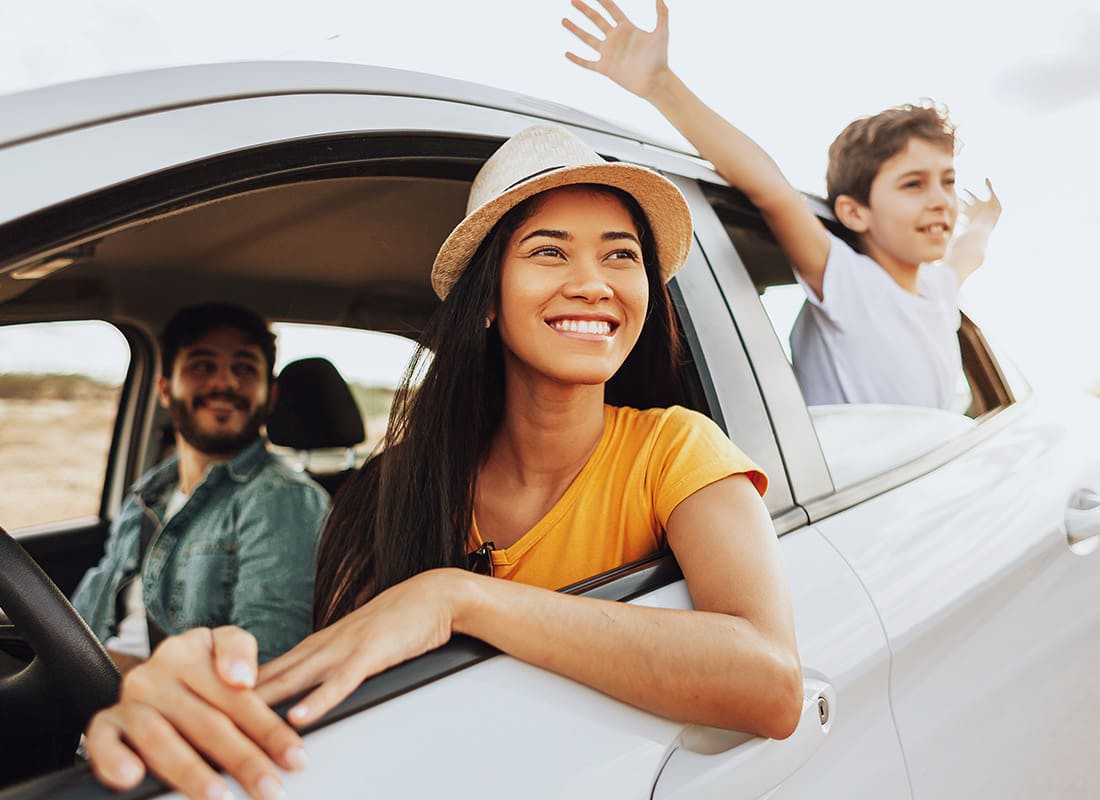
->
xmin=313 ymin=184 xmax=683 ymax=628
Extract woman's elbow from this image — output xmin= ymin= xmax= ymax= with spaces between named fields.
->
xmin=759 ymin=651 xmax=804 ymax=740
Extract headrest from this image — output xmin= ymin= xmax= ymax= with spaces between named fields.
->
xmin=266 ymin=357 xmax=365 ymax=450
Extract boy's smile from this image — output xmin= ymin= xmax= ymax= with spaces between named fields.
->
xmin=853 ymin=137 xmax=958 ymax=282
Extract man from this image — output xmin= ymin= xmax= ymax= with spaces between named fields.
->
xmin=72 ymin=303 xmax=329 ymax=670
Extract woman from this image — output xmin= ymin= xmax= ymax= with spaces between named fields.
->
xmin=86 ymin=124 xmax=802 ymax=800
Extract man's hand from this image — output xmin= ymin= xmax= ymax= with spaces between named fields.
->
xmin=563 ymin=0 xmax=672 ymax=100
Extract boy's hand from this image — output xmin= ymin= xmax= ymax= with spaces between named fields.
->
xmin=563 ymin=0 xmax=672 ymax=100
xmin=959 ymin=178 xmax=1001 ymax=232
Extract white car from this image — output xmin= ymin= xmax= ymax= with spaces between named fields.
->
xmin=2 ymin=62 xmax=1100 ymax=799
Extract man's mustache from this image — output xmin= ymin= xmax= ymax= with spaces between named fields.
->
xmin=193 ymin=391 xmax=249 ymax=411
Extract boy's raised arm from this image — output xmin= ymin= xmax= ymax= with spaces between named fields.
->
xmin=564 ymin=0 xmax=831 ymax=298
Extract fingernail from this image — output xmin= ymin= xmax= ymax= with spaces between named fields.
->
xmin=227 ymin=660 xmax=255 ymax=688
xmin=288 ymin=704 xmax=309 ymax=723
xmin=204 ymin=781 xmax=235 ymax=800
xmin=115 ymin=760 xmax=142 ymax=785
xmin=284 ymin=744 xmax=308 ymax=770
xmin=257 ymin=774 xmax=284 ymax=800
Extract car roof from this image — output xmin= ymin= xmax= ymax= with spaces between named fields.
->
xmin=0 ymin=60 xmax=683 ymax=153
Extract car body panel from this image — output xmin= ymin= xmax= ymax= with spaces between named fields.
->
xmin=814 ymin=392 xmax=1100 ymax=797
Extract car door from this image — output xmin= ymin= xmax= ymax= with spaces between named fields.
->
xmin=692 ymin=167 xmax=1100 ymax=795
xmin=1 ymin=64 xmax=909 ymax=799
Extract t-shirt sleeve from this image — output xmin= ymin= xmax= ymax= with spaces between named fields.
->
xmin=923 ymin=261 xmax=961 ymax=317
xmin=650 ymin=407 xmax=767 ymax=527
xmin=794 ymin=233 xmax=871 ymax=328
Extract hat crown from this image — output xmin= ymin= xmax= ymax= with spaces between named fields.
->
xmin=466 ymin=125 xmax=604 ymax=215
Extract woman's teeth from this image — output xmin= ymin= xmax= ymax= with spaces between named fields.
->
xmin=551 ymin=319 xmax=612 ymax=335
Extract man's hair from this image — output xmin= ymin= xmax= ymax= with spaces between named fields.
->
xmin=826 ymin=101 xmax=957 ymax=211
xmin=159 ymin=303 xmax=276 ymax=382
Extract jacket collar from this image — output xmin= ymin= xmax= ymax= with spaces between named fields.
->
xmin=134 ymin=437 xmax=270 ymax=502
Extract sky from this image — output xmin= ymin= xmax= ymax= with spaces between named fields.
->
xmin=1 ymin=0 xmax=1099 ymax=392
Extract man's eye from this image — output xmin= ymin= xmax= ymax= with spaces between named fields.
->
xmin=233 ymin=364 xmax=258 ymax=378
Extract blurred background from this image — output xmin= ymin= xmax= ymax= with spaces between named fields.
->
xmin=1 ymin=0 xmax=1098 ymax=393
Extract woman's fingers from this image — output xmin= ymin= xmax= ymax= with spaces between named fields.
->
xmin=211 ymin=625 xmax=259 ymax=688
xmin=87 ymin=705 xmax=233 ymax=800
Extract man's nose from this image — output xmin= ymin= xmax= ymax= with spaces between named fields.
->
xmin=207 ymin=363 xmax=238 ymax=390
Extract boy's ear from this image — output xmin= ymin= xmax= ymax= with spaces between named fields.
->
xmin=834 ymin=194 xmax=871 ymax=234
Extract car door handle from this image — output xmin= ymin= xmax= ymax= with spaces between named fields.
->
xmin=651 ymin=679 xmax=835 ymax=800
xmin=1066 ymin=489 xmax=1100 ymax=548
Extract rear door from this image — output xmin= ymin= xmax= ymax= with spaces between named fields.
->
xmin=695 ymin=165 xmax=1100 ymax=794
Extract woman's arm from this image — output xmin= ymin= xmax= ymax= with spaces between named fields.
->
xmin=86 ymin=476 xmax=801 ymax=800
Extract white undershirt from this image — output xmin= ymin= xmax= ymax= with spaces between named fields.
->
xmin=104 ymin=487 xmax=188 ymax=658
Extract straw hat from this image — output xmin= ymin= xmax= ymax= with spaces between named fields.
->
xmin=430 ymin=124 xmax=693 ymax=300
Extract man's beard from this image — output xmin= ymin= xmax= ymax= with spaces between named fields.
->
xmin=168 ymin=391 xmax=267 ymax=457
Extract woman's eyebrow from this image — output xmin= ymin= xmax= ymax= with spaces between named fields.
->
xmin=603 ymin=231 xmax=641 ymax=244
xmin=518 ymin=228 xmax=569 ymax=244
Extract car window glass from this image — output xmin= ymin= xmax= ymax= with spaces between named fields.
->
xmin=704 ymin=187 xmax=1008 ymax=490
xmin=270 ymin=322 xmax=420 ymax=466
xmin=0 ymin=320 xmax=129 ymax=530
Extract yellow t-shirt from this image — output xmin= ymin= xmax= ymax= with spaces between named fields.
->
xmin=470 ymin=404 xmax=767 ymax=590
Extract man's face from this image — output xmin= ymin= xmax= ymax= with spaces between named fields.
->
xmin=857 ymin=137 xmax=958 ymax=272
xmin=157 ymin=326 xmax=272 ymax=457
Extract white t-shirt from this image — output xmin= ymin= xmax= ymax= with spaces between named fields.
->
xmin=790 ymin=233 xmax=962 ymax=409
xmin=104 ymin=487 xmax=189 ymax=659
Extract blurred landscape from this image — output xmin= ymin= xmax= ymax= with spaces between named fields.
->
xmin=0 ymin=374 xmax=394 ymax=531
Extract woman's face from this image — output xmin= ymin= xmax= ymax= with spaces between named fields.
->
xmin=495 ymin=185 xmax=649 ymax=390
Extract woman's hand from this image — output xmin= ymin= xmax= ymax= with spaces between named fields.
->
xmin=563 ymin=0 xmax=673 ymax=100
xmin=257 ymin=568 xmax=465 ymax=726
xmin=85 ymin=626 xmax=306 ymax=800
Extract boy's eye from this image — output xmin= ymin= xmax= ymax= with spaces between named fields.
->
xmin=902 ymin=180 xmax=922 ymax=189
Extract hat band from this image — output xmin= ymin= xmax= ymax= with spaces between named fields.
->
xmin=503 ymin=165 xmax=566 ymax=192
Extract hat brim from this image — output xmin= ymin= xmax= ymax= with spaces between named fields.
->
xmin=431 ymin=162 xmax=693 ymax=300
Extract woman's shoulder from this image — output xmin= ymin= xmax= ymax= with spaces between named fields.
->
xmin=606 ymin=404 xmax=725 ymax=442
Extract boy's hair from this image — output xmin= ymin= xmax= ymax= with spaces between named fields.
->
xmin=826 ymin=101 xmax=957 ymax=211
xmin=159 ymin=302 xmax=277 ymax=383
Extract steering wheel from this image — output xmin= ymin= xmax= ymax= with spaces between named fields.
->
xmin=0 ymin=526 xmax=120 ymax=785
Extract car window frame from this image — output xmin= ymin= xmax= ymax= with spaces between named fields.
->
xmin=692 ymin=177 xmax=1028 ymax=522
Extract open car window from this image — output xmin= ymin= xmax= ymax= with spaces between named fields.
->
xmin=701 ymin=182 xmax=1017 ymax=491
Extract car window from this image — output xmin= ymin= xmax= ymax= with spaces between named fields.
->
xmin=270 ymin=322 xmax=419 ymax=466
xmin=0 ymin=320 xmax=129 ymax=530
xmin=703 ymin=184 xmax=1012 ymax=490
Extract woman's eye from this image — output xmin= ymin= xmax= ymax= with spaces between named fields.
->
xmin=607 ymin=249 xmax=641 ymax=262
xmin=531 ymin=246 xmax=564 ymax=258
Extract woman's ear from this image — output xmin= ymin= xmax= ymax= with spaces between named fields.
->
xmin=834 ymin=194 xmax=870 ymax=234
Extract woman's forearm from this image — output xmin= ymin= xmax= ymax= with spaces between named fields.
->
xmin=452 ymin=571 xmax=803 ymax=739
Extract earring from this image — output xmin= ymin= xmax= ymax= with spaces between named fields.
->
xmin=484 ymin=317 xmax=492 ymax=329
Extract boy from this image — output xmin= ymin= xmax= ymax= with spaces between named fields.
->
xmin=564 ymin=0 xmax=1001 ymax=408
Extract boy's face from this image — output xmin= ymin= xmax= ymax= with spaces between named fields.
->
xmin=851 ymin=137 xmax=957 ymax=272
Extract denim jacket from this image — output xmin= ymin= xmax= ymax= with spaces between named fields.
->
xmin=72 ymin=439 xmax=329 ymax=664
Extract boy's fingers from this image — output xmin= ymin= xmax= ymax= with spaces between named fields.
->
xmin=597 ymin=0 xmax=628 ymax=23
xmin=565 ymin=50 xmax=600 ymax=71
xmin=563 ymin=17 xmax=603 ymax=51
xmin=572 ymin=0 xmax=613 ymax=32
xmin=211 ymin=626 xmax=259 ymax=688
